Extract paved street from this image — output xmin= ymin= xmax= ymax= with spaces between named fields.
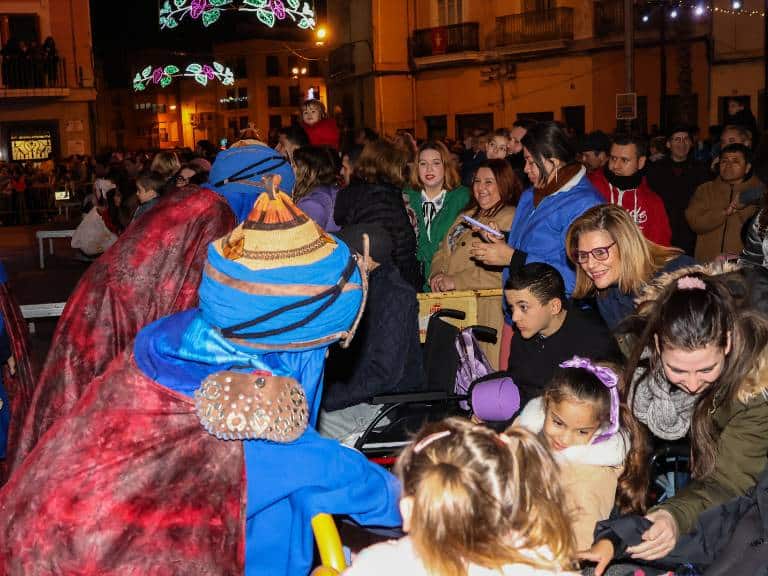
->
xmin=0 ymin=221 xmax=90 ymax=366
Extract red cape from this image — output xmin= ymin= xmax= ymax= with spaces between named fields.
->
xmin=0 ymin=282 xmax=36 ymax=483
xmin=0 ymin=351 xmax=245 ymax=574
xmin=8 ymin=186 xmax=236 ymax=473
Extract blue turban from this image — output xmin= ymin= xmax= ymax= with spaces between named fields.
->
xmin=205 ymin=143 xmax=296 ymax=222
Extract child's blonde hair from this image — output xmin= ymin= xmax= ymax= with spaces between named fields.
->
xmin=395 ymin=418 xmax=575 ymax=576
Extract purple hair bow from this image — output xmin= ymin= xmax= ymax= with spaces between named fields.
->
xmin=559 ymin=356 xmax=620 ymax=444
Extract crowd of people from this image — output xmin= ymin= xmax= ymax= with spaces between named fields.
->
xmin=0 ymin=96 xmax=765 ymax=575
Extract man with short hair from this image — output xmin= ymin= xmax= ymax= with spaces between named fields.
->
xmin=589 ymin=134 xmax=672 ymax=246
xmin=686 ymin=143 xmax=759 ymax=262
xmin=504 ymin=263 xmax=620 ymax=403
xmin=725 ymin=98 xmax=758 ymax=139
xmin=647 ymin=125 xmax=711 ymax=255
xmin=579 ymin=130 xmax=611 ymax=174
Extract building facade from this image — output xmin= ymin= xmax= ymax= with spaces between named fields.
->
xmin=95 ymin=39 xmax=327 ymax=152
xmin=327 ymin=0 xmax=764 ymax=140
xmin=0 ymin=0 xmax=96 ymax=161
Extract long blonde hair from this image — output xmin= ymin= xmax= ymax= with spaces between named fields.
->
xmin=396 ymin=418 xmax=576 ymax=576
xmin=567 ymin=204 xmax=682 ymax=298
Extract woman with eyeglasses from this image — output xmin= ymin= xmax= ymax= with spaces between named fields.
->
xmin=470 ymin=121 xmax=603 ymax=368
xmin=566 ymin=204 xmax=694 ymax=333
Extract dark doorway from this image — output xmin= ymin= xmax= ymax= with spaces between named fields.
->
xmin=425 ymin=115 xmax=447 ymax=140
xmin=562 ymin=105 xmax=585 ymax=136
xmin=455 ymin=113 xmax=494 ymax=142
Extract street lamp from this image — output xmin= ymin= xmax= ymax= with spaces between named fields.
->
xmin=315 ymin=25 xmax=328 ymax=46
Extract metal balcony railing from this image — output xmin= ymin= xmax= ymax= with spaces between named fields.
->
xmin=0 ymin=55 xmax=68 ymax=90
xmin=411 ymin=22 xmax=480 ymax=58
xmin=496 ymin=8 xmax=574 ymax=46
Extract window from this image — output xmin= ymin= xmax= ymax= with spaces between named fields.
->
xmin=268 ymin=86 xmax=281 ymax=107
xmin=289 ymin=85 xmax=301 ymax=107
xmin=239 ymin=116 xmax=249 ymax=130
xmin=291 ymin=114 xmax=300 ymax=126
xmin=436 ymin=0 xmax=463 ymax=25
xmin=221 ymin=87 xmax=249 ymax=110
xmin=238 ymin=87 xmax=248 ymax=109
xmin=266 ymin=55 xmax=280 ymax=77
xmin=308 ymin=60 xmax=321 ymax=77
xmin=269 ymin=115 xmax=283 ymax=131
xmin=229 ymin=56 xmax=247 ymax=79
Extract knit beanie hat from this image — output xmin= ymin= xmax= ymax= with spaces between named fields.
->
xmin=198 ymin=174 xmax=367 ymax=353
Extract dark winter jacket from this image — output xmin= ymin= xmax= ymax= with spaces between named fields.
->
xmin=647 ymin=157 xmax=711 ymax=256
xmin=507 ymin=303 xmax=620 ymax=404
xmin=592 ymin=463 xmax=768 ymax=575
xmin=334 ymin=180 xmax=422 ymax=290
xmin=322 ymin=263 xmax=426 ymax=411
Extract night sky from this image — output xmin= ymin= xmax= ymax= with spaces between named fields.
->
xmin=90 ymin=1 xmax=323 ymax=88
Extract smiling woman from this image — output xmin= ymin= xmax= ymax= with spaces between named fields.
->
xmin=620 ymin=270 xmax=768 ymax=561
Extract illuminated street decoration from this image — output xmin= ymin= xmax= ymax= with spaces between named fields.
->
xmin=10 ymin=133 xmax=53 ymax=161
xmin=159 ymin=0 xmax=316 ymax=31
xmin=133 ymin=62 xmax=235 ymax=91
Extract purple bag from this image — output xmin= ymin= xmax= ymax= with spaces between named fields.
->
xmin=454 ymin=328 xmax=493 ymax=410
xmin=470 ymin=377 xmax=521 ymax=422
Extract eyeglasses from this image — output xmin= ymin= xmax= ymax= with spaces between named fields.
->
xmin=487 ymin=142 xmax=508 ymax=153
xmin=573 ymin=242 xmax=616 ymax=264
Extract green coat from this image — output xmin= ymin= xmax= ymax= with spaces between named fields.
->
xmin=403 ymin=185 xmax=470 ymax=291
xmin=656 ymin=382 xmax=768 ymax=534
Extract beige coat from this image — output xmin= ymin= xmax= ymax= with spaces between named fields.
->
xmin=516 ymin=397 xmax=629 ymax=551
xmin=685 ymin=175 xmax=758 ymax=262
xmin=429 ymin=205 xmax=516 ymax=368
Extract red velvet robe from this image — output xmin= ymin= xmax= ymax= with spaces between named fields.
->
xmin=0 ymin=281 xmax=36 ymax=483
xmin=0 ymin=351 xmax=245 ymax=574
xmin=8 ymin=186 xmax=236 ymax=474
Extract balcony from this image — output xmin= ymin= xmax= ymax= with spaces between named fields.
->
xmin=411 ymin=22 xmax=480 ymax=58
xmin=594 ymin=0 xmax=709 ymax=38
xmin=0 ymin=56 xmax=69 ymax=97
xmin=496 ymin=8 xmax=574 ymax=48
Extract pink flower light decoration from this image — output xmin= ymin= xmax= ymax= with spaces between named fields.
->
xmin=190 ymin=0 xmax=208 ymax=19
xmin=202 ymin=65 xmax=215 ymax=79
xmin=271 ymin=0 xmax=287 ymax=19
xmin=152 ymin=67 xmax=165 ymax=84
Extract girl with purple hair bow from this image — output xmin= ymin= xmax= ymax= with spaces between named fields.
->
xmin=514 ymin=355 xmax=649 ymax=551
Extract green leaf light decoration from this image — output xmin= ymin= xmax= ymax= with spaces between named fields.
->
xmin=132 ymin=61 xmax=235 ymax=92
xmin=159 ymin=0 xmax=315 ymax=31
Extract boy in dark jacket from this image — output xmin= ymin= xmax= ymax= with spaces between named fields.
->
xmin=504 ymin=263 xmax=620 ymax=404
xmin=319 ymin=224 xmax=426 ymax=444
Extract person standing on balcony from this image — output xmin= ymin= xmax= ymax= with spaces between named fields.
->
xmin=647 ymin=125 xmax=711 ymax=256
xmin=41 ymin=37 xmax=58 ymax=88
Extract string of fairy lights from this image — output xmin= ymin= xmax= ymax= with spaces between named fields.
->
xmin=641 ymin=0 xmax=767 ymax=21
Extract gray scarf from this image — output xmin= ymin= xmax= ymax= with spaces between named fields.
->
xmin=631 ymin=365 xmax=698 ymax=440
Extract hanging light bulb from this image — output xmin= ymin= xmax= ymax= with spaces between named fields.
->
xmin=670 ymin=8 xmax=678 ymax=18
xmin=642 ymin=13 xmax=650 ymax=22
xmin=732 ymin=0 xmax=742 ymax=9
xmin=694 ymin=4 xmax=705 ymax=15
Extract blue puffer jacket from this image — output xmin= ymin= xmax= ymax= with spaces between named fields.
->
xmin=503 ymin=166 xmax=603 ymax=322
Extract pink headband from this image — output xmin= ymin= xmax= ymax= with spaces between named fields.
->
xmin=559 ymin=356 xmax=620 ymax=444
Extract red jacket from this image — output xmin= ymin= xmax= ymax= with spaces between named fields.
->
xmin=589 ymin=168 xmax=672 ymax=246
xmin=302 ymin=118 xmax=340 ymax=150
